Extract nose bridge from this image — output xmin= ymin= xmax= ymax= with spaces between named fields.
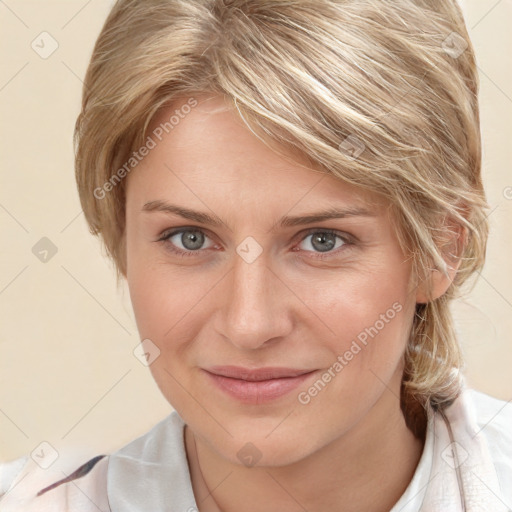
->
xmin=217 ymin=250 xmax=290 ymax=349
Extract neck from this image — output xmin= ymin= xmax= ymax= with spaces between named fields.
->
xmin=185 ymin=379 xmax=425 ymax=512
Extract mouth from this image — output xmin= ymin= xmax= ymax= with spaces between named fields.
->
xmin=203 ymin=366 xmax=318 ymax=404
xmin=206 ymin=366 xmax=316 ymax=380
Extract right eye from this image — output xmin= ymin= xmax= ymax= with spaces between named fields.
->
xmin=158 ymin=228 xmax=217 ymax=257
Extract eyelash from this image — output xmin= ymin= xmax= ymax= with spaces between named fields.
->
xmin=156 ymin=227 xmax=356 ymax=260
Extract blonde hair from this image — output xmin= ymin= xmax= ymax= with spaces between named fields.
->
xmin=75 ymin=0 xmax=488 ymax=434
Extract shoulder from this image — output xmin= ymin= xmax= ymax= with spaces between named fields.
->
xmin=443 ymin=387 xmax=512 ymax=506
xmin=107 ymin=410 xmax=197 ymax=510
xmin=0 ymin=453 xmax=110 ymax=512
xmin=393 ymin=386 xmax=511 ymax=511
xmin=0 ymin=410 xmax=194 ymax=512
xmin=465 ymin=388 xmax=512 ymax=433
xmin=464 ymin=388 xmax=512 ymax=493
xmin=0 ymin=454 xmax=29 ymax=499
xmin=0 ymin=451 xmax=110 ymax=511
xmin=444 ymin=386 xmax=511 ymax=445
xmin=459 ymin=388 xmax=512 ymax=458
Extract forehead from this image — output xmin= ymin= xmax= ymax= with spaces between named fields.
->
xmin=130 ymin=93 xmax=386 ymax=215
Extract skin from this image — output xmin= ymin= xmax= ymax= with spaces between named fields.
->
xmin=124 ymin=93 xmax=458 ymax=512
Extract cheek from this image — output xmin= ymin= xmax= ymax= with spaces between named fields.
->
xmin=126 ymin=227 xmax=189 ymax=337
xmin=293 ymin=273 xmax=413 ymax=424
xmin=128 ymin=266 xmax=197 ymax=341
xmin=126 ymin=245 xmax=221 ymax=367
xmin=304 ymin=260 xmax=411 ymax=336
xmin=299 ymin=258 xmax=415 ymax=383
xmin=126 ymin=263 xmax=205 ymax=411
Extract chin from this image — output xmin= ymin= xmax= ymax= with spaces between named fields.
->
xmin=204 ymin=417 xmax=323 ymax=468
xmin=223 ymin=435 xmax=316 ymax=468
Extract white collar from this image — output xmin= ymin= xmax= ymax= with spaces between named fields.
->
xmin=392 ymin=387 xmax=508 ymax=511
xmin=108 ymin=411 xmax=197 ymax=511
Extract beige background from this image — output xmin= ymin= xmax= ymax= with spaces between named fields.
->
xmin=0 ymin=0 xmax=511 ymax=463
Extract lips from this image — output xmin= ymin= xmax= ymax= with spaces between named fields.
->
xmin=203 ymin=366 xmax=317 ymax=404
xmin=206 ymin=366 xmax=315 ymax=380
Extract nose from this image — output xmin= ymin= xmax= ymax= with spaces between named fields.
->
xmin=213 ymin=249 xmax=293 ymax=350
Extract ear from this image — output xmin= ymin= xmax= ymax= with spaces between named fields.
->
xmin=415 ymin=217 xmax=467 ymax=304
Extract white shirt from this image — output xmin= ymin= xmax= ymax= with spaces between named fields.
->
xmin=1 ymin=387 xmax=510 ymax=511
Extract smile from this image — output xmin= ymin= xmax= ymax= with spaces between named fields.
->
xmin=203 ymin=366 xmax=318 ymax=404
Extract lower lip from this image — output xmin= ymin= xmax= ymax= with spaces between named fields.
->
xmin=204 ymin=370 xmax=317 ymax=404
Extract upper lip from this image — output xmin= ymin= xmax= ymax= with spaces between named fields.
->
xmin=205 ymin=366 xmax=316 ymax=381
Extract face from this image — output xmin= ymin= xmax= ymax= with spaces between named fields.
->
xmin=125 ymin=93 xmax=420 ymax=467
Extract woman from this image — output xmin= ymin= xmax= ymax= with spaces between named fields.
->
xmin=1 ymin=0 xmax=510 ymax=510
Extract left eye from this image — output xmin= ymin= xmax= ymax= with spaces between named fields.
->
xmin=297 ymin=231 xmax=347 ymax=253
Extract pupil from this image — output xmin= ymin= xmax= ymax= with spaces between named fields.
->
xmin=312 ymin=233 xmax=335 ymax=252
xmin=182 ymin=231 xmax=204 ymax=250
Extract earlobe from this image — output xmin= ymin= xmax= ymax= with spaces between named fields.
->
xmin=415 ymin=223 xmax=467 ymax=304
xmin=415 ymin=265 xmax=458 ymax=304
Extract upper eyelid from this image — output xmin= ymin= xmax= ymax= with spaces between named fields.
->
xmin=158 ymin=226 xmax=216 ymax=243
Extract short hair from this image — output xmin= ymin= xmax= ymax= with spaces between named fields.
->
xmin=74 ymin=0 xmax=488 ymax=434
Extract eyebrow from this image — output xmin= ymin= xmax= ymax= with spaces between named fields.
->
xmin=142 ymin=200 xmax=376 ymax=230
